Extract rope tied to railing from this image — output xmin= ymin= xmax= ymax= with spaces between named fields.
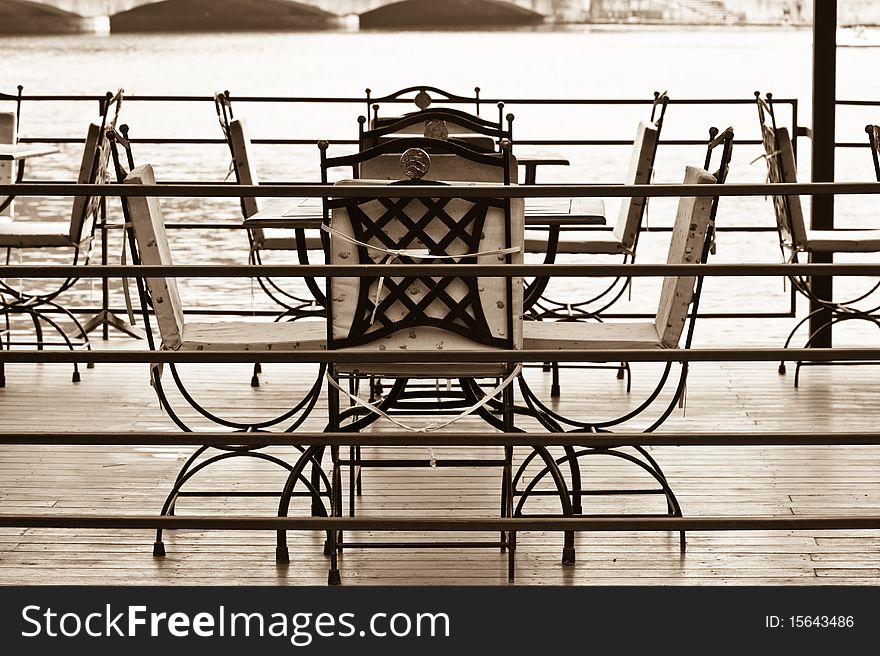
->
xmin=749 ymin=149 xmax=781 ymax=191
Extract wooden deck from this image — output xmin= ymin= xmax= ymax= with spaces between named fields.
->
xmin=2 ymin=303 xmax=880 ymax=585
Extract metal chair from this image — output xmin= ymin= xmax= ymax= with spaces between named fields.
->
xmin=524 ymin=91 xmax=668 ymax=396
xmin=275 ymin=141 xmax=574 ymax=584
xmin=0 ymin=93 xmax=122 ymax=387
xmin=515 ymin=163 xmax=720 ymax=553
xmin=121 ymin=162 xmax=331 ymax=557
xmin=214 ymin=91 xmax=326 ymax=386
xmin=525 ymin=91 xmax=668 ymax=319
xmin=122 ymin=162 xmax=328 ymax=433
xmin=757 ymin=93 xmax=880 ymax=385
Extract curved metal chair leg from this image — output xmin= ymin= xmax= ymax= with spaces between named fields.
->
xmin=521 ymin=447 xmax=685 ymax=553
xmin=563 ymin=445 xmax=583 ymax=515
xmin=29 ymin=310 xmax=82 ymax=383
xmin=30 ymin=311 xmax=44 ymax=350
xmin=779 ymin=309 xmax=818 ymax=376
xmin=274 ymin=444 xmax=332 ymax=565
xmin=153 ymin=449 xmax=323 ymax=558
xmin=327 ymin=444 xmax=343 ymax=585
xmin=152 ymin=360 xmax=326 ymax=432
xmin=163 ymin=445 xmax=213 ymax=519
xmin=789 ymin=312 xmax=880 ymax=387
xmin=511 ymin=445 xmax=575 ymax=566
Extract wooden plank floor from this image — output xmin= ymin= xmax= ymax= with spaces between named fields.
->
xmin=2 ymin=309 xmax=880 ymax=585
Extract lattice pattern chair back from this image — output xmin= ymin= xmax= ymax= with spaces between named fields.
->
xmin=756 ymin=94 xmax=807 ymax=251
xmin=324 ymin=158 xmax=523 ymax=375
xmin=654 ymin=166 xmax=716 ymax=348
xmin=868 ymin=124 xmax=880 ymax=182
xmin=123 ymin=164 xmax=185 ymax=349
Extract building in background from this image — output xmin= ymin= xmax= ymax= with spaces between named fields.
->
xmin=586 ymin=0 xmax=880 ymax=25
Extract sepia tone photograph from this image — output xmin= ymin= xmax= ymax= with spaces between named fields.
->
xmin=1 ymin=0 xmax=879 ymax=606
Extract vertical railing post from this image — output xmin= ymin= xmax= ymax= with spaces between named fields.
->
xmin=810 ymin=0 xmax=837 ymax=347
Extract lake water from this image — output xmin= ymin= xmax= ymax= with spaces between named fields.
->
xmin=2 ymin=25 xmax=879 ymax=320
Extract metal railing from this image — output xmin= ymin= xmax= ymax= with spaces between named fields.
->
xmin=2 ymin=178 xmax=880 ymax=559
xmin=3 ymin=91 xmax=825 ymax=326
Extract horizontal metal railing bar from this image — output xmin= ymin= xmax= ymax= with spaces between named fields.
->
xmin=2 ymin=348 xmax=879 ymax=364
xmin=0 ymin=306 xmax=793 ymax=321
xmin=4 ymin=181 xmax=879 ymax=198
xmin=15 ymin=136 xmax=768 ymax=148
xmin=8 ymin=179 xmax=325 ymax=187
xmin=15 ymin=94 xmax=799 ymax=105
xmin=0 ymin=431 xmax=879 ymax=447
xmin=3 ymin=263 xmax=879 ymax=278
xmin=155 ymin=224 xmax=776 ymax=233
xmin=0 ymin=514 xmax=876 ymax=532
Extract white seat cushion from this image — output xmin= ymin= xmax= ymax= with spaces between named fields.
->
xmin=804 ymin=229 xmax=880 ymax=253
xmin=179 ymin=320 xmax=326 ymax=352
xmin=524 ymin=228 xmax=627 ymax=255
xmin=524 ymin=320 xmax=662 ymax=350
xmin=0 ymin=221 xmax=73 ymax=248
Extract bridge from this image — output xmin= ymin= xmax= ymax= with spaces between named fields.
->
xmin=1 ymin=0 xmax=583 ymax=33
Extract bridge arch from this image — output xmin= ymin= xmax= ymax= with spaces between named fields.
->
xmin=0 ymin=0 xmax=102 ymax=33
xmin=359 ymin=0 xmax=544 ymax=28
xmin=110 ymin=0 xmax=339 ymax=32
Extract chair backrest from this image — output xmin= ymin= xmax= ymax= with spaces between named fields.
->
xmin=868 ymin=124 xmax=880 ymax=182
xmin=213 ymin=93 xmax=268 ymax=243
xmin=123 ymin=164 xmax=185 ymax=350
xmin=609 ymin=91 xmax=667 ymax=250
xmin=226 ymin=118 xmax=266 ymax=241
xmin=324 ymin=146 xmax=522 ymax=364
xmin=756 ymin=93 xmax=807 ymax=249
xmin=107 ymin=124 xmax=136 ymax=184
xmin=360 ymin=108 xmax=512 ymax=152
xmin=68 ymin=120 xmax=109 ymax=245
xmin=366 ymin=85 xmax=486 ymax=128
xmin=359 ymin=152 xmax=519 ymax=183
xmin=0 ymin=111 xmax=16 ymax=220
xmin=612 ymin=120 xmax=660 ymax=249
xmin=0 ymin=84 xmax=23 ymax=135
xmin=654 ymin=166 xmax=716 ymax=348
xmin=0 ymin=111 xmax=16 ymax=145
xmin=704 ymin=126 xmax=734 ymax=185
xmin=321 ymin=135 xmax=514 ymax=185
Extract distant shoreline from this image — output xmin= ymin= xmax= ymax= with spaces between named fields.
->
xmin=4 ymin=19 xmax=876 ymax=37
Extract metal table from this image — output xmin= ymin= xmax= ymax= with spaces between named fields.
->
xmin=0 ymin=144 xmax=60 ymax=218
